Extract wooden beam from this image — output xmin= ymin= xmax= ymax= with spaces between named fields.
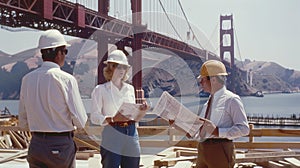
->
xmin=154 ymin=156 xmax=197 ymax=167
xmin=174 ymin=161 xmax=193 ymax=168
xmin=235 ymin=142 xmax=300 ymax=149
xmin=8 ymin=131 xmax=23 ymax=149
xmin=284 ymin=158 xmax=300 ymax=167
xmin=0 ymin=149 xmax=28 ymax=164
xmin=237 ymin=155 xmax=300 ymax=163
xmin=73 ymin=137 xmax=100 ymax=151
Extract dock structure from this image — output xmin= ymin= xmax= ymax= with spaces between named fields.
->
xmin=247 ymin=116 xmax=300 ymax=126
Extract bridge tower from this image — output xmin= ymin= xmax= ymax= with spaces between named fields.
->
xmin=97 ymin=0 xmax=110 ymax=84
xmin=131 ymin=0 xmax=146 ymax=102
xmin=220 ymin=14 xmax=234 ymax=68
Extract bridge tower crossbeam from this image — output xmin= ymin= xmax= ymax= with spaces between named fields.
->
xmin=220 ymin=14 xmax=234 ymax=68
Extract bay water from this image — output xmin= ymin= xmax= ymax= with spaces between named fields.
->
xmin=1 ymin=93 xmax=299 ymax=144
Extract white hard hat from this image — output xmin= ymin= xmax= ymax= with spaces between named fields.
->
xmin=104 ymin=50 xmax=130 ymax=66
xmin=38 ymin=29 xmax=70 ymax=49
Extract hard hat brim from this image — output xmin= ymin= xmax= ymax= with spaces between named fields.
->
xmin=197 ymin=72 xmax=229 ymax=79
xmin=104 ymin=60 xmax=131 ymax=67
xmin=39 ymin=43 xmax=71 ymax=49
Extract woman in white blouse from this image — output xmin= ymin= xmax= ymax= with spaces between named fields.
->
xmin=90 ymin=50 xmax=148 ymax=168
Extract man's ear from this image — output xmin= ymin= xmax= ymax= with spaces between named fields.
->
xmin=210 ymin=76 xmax=216 ymax=83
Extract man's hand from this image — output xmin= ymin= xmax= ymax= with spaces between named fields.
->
xmin=199 ymin=119 xmax=217 ymax=138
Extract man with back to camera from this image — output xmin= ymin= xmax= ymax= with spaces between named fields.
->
xmin=18 ymin=29 xmax=88 ymax=168
xmin=196 ymin=60 xmax=250 ymax=168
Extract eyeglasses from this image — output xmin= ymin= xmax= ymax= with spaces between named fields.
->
xmin=111 ymin=63 xmax=129 ymax=70
xmin=199 ymin=76 xmax=210 ymax=83
xmin=116 ymin=64 xmax=129 ymax=70
xmin=60 ymin=49 xmax=68 ymax=55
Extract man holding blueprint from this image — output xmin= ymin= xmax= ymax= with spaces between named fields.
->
xmin=151 ymin=91 xmax=216 ymax=138
xmin=152 ymin=60 xmax=249 ymax=168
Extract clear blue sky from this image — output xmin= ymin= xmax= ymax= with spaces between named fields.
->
xmin=0 ymin=0 xmax=300 ymax=70
xmin=180 ymin=0 xmax=300 ymax=70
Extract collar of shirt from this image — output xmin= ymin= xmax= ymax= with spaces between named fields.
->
xmin=42 ymin=61 xmax=60 ymax=69
xmin=103 ymin=81 xmax=135 ymax=114
xmin=109 ymin=81 xmax=130 ymax=95
xmin=212 ymin=86 xmax=226 ymax=99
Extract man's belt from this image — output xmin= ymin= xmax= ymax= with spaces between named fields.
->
xmin=203 ymin=138 xmax=232 ymax=143
xmin=109 ymin=121 xmax=135 ymax=127
xmin=32 ymin=131 xmax=73 ymax=137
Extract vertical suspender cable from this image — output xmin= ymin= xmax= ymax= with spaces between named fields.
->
xmin=158 ymin=0 xmax=183 ymax=41
xmin=177 ymin=0 xmax=203 ymax=49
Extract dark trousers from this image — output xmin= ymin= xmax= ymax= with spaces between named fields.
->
xmin=100 ymin=124 xmax=140 ymax=168
xmin=27 ymin=132 xmax=76 ymax=168
xmin=196 ymin=139 xmax=235 ymax=168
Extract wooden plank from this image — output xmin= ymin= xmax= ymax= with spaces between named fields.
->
xmin=284 ymin=158 xmax=300 ymax=167
xmin=8 ymin=131 xmax=23 ymax=149
xmin=235 ymin=142 xmax=300 ymax=149
xmin=73 ymin=137 xmax=100 ymax=151
xmin=0 ymin=126 xmax=28 ymax=132
xmin=11 ymin=131 xmax=28 ymax=148
xmin=278 ymin=160 xmax=294 ymax=168
xmin=174 ymin=160 xmax=193 ymax=168
xmin=0 ymin=149 xmax=28 ymax=163
xmin=172 ymin=147 xmax=197 ymax=152
xmin=3 ymin=134 xmax=12 ymax=148
xmin=176 ymin=150 xmax=198 ymax=157
xmin=237 ymin=155 xmax=300 ymax=163
xmin=156 ymin=146 xmax=177 ymax=157
xmin=75 ymin=152 xmax=90 ymax=160
xmin=268 ymin=161 xmax=284 ymax=168
xmin=0 ymin=140 xmax=8 ymax=148
xmin=0 ymin=149 xmax=26 ymax=153
xmin=154 ymin=156 xmax=197 ymax=167
xmin=244 ymin=151 xmax=296 ymax=158
xmin=236 ymin=162 xmax=257 ymax=167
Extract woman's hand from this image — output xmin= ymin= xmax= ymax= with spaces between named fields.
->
xmin=139 ymin=100 xmax=150 ymax=111
xmin=113 ymin=112 xmax=130 ymax=122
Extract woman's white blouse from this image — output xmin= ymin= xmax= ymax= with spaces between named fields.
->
xmin=90 ymin=81 xmax=136 ymax=125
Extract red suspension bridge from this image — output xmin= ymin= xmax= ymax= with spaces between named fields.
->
xmin=0 ymin=0 xmax=238 ymax=96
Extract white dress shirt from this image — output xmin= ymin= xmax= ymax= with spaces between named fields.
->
xmin=199 ymin=86 xmax=250 ymax=140
xmin=18 ymin=62 xmax=88 ymax=132
xmin=90 ymin=81 xmax=136 ymax=125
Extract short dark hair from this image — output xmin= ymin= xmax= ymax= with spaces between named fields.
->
xmin=41 ymin=46 xmax=65 ymax=60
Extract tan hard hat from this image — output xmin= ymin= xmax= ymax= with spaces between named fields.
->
xmin=104 ymin=50 xmax=130 ymax=67
xmin=197 ymin=60 xmax=228 ymax=78
xmin=38 ymin=29 xmax=70 ymax=49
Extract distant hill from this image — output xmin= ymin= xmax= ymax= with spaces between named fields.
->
xmin=1 ymin=38 xmax=299 ymax=99
xmin=0 ymin=50 xmax=9 ymax=57
xmin=236 ymin=59 xmax=300 ymax=92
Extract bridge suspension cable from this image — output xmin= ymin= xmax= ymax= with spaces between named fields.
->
xmin=177 ymin=0 xmax=203 ymax=49
xmin=205 ymin=23 xmax=219 ymax=53
xmin=234 ymin=28 xmax=244 ymax=68
xmin=158 ymin=0 xmax=183 ymax=41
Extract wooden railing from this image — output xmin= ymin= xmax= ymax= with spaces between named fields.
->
xmin=138 ymin=124 xmax=300 ymax=150
xmin=74 ymin=123 xmax=300 ymax=150
xmin=1 ymin=124 xmax=300 ymax=150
